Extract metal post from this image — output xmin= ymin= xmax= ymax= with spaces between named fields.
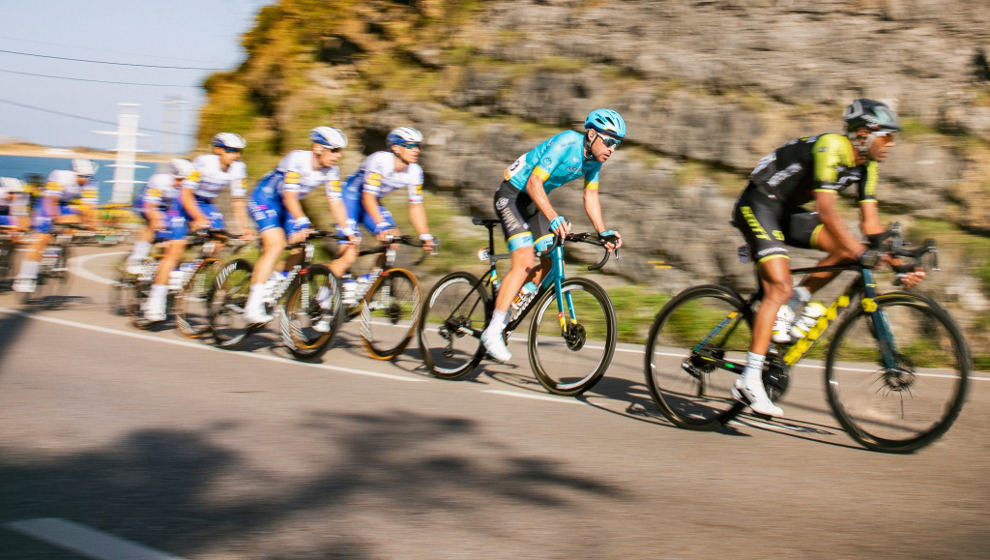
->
xmin=94 ymin=103 xmax=149 ymax=204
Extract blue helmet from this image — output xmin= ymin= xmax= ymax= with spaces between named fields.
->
xmin=584 ymin=109 xmax=626 ymax=139
xmin=386 ymin=127 xmax=423 ymax=147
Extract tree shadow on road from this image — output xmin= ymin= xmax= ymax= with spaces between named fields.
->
xmin=0 ymin=409 xmax=626 ymax=559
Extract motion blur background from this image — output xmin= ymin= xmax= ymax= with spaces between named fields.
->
xmin=2 ymin=0 xmax=988 ymax=359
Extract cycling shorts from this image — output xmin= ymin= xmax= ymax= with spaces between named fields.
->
xmin=732 ymin=185 xmax=823 ymax=264
xmin=339 ymin=193 xmax=396 ymax=245
xmin=32 ymin=202 xmax=80 ymax=234
xmin=493 ymin=181 xmax=553 ymax=252
xmin=168 ymin=198 xmax=225 ymax=241
xmin=248 ymin=179 xmax=311 ymax=237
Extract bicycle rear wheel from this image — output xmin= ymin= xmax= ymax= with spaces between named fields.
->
xmin=175 ymin=258 xmax=220 ymax=338
xmin=360 ymin=267 xmax=421 ymax=360
xmin=418 ymin=271 xmax=490 ymax=379
xmin=208 ymin=258 xmax=255 ymax=349
xmin=528 ymin=277 xmax=616 ymax=396
xmin=826 ymin=292 xmax=970 ymax=453
xmin=280 ymin=264 xmax=342 ymax=361
xmin=644 ymin=285 xmax=750 ymax=430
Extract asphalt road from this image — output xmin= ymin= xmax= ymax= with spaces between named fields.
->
xmin=1 ymin=246 xmax=987 ymax=559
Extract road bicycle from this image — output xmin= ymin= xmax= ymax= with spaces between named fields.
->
xmin=21 ymin=223 xmax=87 ymax=308
xmin=644 ymin=228 xmax=970 ymax=453
xmin=418 ymin=218 xmax=617 ymax=396
xmin=283 ymin=234 xmax=431 ymax=362
xmin=0 ymin=227 xmax=25 ymax=290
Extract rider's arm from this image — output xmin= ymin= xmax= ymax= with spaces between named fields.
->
xmin=181 ymin=187 xmax=208 ymax=225
xmin=408 ymin=202 xmax=430 ymax=238
xmin=362 ymin=190 xmax=388 ymax=230
xmin=282 ymin=190 xmax=307 ymax=222
xmin=582 ymin=188 xmax=607 ymax=234
xmin=524 ymin=174 xmax=557 ymax=222
xmin=231 ymin=196 xmax=249 ymax=236
xmin=143 ymin=199 xmax=165 ymax=230
xmin=814 ymin=190 xmax=863 ymax=261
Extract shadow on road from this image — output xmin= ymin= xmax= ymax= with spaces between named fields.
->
xmin=0 ymin=409 xmax=626 ymax=558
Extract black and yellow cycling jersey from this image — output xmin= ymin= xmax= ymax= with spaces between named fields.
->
xmin=734 ymin=133 xmax=878 ymax=264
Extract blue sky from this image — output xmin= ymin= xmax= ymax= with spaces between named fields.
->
xmin=0 ymin=0 xmax=271 ymax=153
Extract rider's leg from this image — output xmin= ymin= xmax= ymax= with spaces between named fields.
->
xmin=144 ymin=238 xmax=186 ymax=321
xmin=244 ymin=227 xmax=286 ymax=322
xmin=13 ymin=232 xmax=50 ymax=291
xmin=481 ymin=242 xmax=537 ymax=362
xmin=735 ymin=256 xmax=790 ymax=417
xmin=329 ymin=242 xmax=358 ymax=278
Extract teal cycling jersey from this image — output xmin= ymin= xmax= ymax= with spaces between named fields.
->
xmin=503 ymin=130 xmax=603 ymax=193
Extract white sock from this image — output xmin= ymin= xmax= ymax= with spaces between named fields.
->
xmin=149 ymin=283 xmax=169 ymax=304
xmin=742 ymin=351 xmax=766 ymax=385
xmin=246 ymin=283 xmax=265 ymax=309
xmin=17 ymin=259 xmax=39 ymax=280
xmin=487 ymin=310 xmax=507 ymax=336
xmin=130 ymin=241 xmax=151 ymax=260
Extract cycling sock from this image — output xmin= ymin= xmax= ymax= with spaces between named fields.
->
xmin=742 ymin=351 xmax=766 ymax=385
xmin=246 ymin=283 xmax=265 ymax=310
xmin=17 ymin=259 xmax=39 ymax=279
xmin=485 ymin=310 xmax=507 ymax=337
xmin=130 ymin=241 xmax=151 ymax=260
xmin=149 ymin=284 xmax=169 ymax=306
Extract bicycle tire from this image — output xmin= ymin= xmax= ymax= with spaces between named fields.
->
xmin=417 ymin=271 xmax=490 ymax=380
xmin=528 ymin=277 xmax=617 ymax=396
xmin=207 ymin=258 xmax=256 ymax=349
xmin=280 ymin=264 xmax=343 ymax=361
xmin=360 ymin=267 xmax=421 ymax=360
xmin=644 ymin=284 xmax=750 ymax=430
xmin=825 ymin=291 xmax=970 ymax=453
xmin=175 ymin=258 xmax=220 ymax=338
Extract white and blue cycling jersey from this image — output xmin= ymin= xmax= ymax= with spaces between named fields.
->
xmin=32 ymin=169 xmax=94 ymax=233
xmin=169 ymin=154 xmax=247 ymax=240
xmin=0 ymin=182 xmax=29 ymax=226
xmin=136 ymin=173 xmax=180 ymax=212
xmin=503 ymin=130 xmax=602 ymax=193
xmin=249 ymin=149 xmax=340 ymax=235
xmin=339 ymin=151 xmax=423 ymax=235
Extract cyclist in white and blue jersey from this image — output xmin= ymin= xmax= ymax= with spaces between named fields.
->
xmin=13 ymin=159 xmax=98 ymax=293
xmin=0 ymin=177 xmax=30 ymax=229
xmin=143 ymin=133 xmax=248 ymax=322
xmin=333 ymin=127 xmax=434 ymax=300
xmin=480 ymin=109 xmax=626 ymax=362
xmin=124 ymin=158 xmax=193 ymax=273
xmin=241 ymin=126 xmax=350 ymax=324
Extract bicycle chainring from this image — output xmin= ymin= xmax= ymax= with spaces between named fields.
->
xmin=763 ymin=353 xmax=791 ymax=401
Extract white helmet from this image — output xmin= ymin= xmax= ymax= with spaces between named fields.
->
xmin=386 ymin=126 xmax=424 ymax=147
xmin=211 ymin=132 xmax=247 ymax=150
xmin=0 ymin=177 xmax=24 ymax=192
xmin=310 ymin=126 xmax=348 ymax=149
xmin=169 ymin=158 xmax=195 ymax=178
xmin=71 ymin=158 xmax=98 ymax=177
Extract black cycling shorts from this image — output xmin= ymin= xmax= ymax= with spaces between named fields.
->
xmin=732 ymin=185 xmax=823 ymax=264
xmin=493 ymin=181 xmax=553 ymax=252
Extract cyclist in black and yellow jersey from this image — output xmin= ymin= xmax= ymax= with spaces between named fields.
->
xmin=731 ymin=99 xmax=925 ymax=417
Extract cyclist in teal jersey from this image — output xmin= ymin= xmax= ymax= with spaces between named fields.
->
xmin=481 ymin=108 xmax=625 ymax=362
xmin=731 ymin=99 xmax=925 ymax=416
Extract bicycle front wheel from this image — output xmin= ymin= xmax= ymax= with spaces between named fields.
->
xmin=280 ymin=264 xmax=342 ymax=361
xmin=826 ymin=292 xmax=970 ymax=453
xmin=644 ymin=285 xmax=751 ymax=430
xmin=418 ymin=271 xmax=490 ymax=380
xmin=208 ymin=258 xmax=255 ymax=349
xmin=175 ymin=258 xmax=220 ymax=338
xmin=360 ymin=267 xmax=422 ymax=360
xmin=528 ymin=277 xmax=616 ymax=396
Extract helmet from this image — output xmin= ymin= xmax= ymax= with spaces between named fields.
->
xmin=71 ymin=158 xmax=98 ymax=177
xmin=386 ymin=127 xmax=424 ymax=147
xmin=169 ymin=158 xmax=195 ymax=178
xmin=0 ymin=177 xmax=24 ymax=192
xmin=211 ymin=132 xmax=247 ymax=150
xmin=844 ymin=99 xmax=900 ymax=134
xmin=584 ymin=108 xmax=626 ymax=139
xmin=310 ymin=126 xmax=348 ymax=149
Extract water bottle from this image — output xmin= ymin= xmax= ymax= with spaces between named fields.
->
xmin=477 ymin=247 xmax=491 ymax=262
xmin=511 ymin=281 xmax=538 ymax=318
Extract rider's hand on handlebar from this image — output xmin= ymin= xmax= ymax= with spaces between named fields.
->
xmin=550 ymin=215 xmax=571 ymax=238
xmin=599 ymin=229 xmax=622 ymax=252
xmin=420 ymin=233 xmax=436 ymax=253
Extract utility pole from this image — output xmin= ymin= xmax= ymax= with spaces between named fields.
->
xmin=94 ymin=103 xmax=148 ymax=204
xmin=161 ymin=95 xmax=187 ymax=160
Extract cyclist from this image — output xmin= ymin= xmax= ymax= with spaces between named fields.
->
xmin=480 ymin=109 xmax=625 ymax=362
xmin=13 ymin=159 xmax=98 ymax=293
xmin=142 ymin=133 xmax=249 ymax=322
xmin=242 ymin=126 xmax=349 ymax=324
xmin=731 ymin=98 xmax=925 ymax=417
xmin=124 ymin=158 xmax=194 ymax=274
xmin=333 ymin=126 xmax=434 ymax=303
xmin=0 ymin=177 xmax=30 ymax=230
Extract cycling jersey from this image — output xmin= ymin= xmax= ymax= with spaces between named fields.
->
xmin=340 ymin=151 xmax=423 ymax=204
xmin=41 ymin=169 xmax=96 ymax=205
xmin=136 ymin=173 xmax=180 ymax=211
xmin=748 ymin=133 xmax=877 ymax=207
xmin=184 ymin=154 xmax=247 ymax=201
xmin=249 ymin=150 xmax=340 ymax=234
xmin=0 ymin=191 xmax=30 ymax=226
xmin=503 ymin=130 xmax=602 ymax=193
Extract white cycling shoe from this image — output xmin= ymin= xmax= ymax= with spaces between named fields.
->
xmin=732 ymin=378 xmax=784 ymax=417
xmin=481 ymin=329 xmax=512 ymax=363
xmin=143 ymin=303 xmax=167 ymax=323
xmin=125 ymin=258 xmax=144 ymax=275
xmin=244 ymin=305 xmax=273 ymax=325
xmin=13 ymin=278 xmax=36 ymax=293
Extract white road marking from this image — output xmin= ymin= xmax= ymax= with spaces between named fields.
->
xmin=0 ymin=306 xmax=425 ymax=383
xmin=68 ymin=251 xmax=128 ymax=286
xmin=483 ymin=389 xmax=584 ymax=404
xmin=5 ymin=518 xmax=187 ymax=560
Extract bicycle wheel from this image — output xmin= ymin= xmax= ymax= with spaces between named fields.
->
xmin=644 ymin=285 xmax=751 ymax=430
xmin=207 ymin=258 xmax=255 ymax=349
xmin=175 ymin=258 xmax=220 ymax=338
xmin=280 ymin=264 xmax=343 ymax=361
xmin=27 ymin=246 xmax=70 ymax=308
xmin=360 ymin=267 xmax=421 ymax=360
xmin=826 ymin=292 xmax=970 ymax=453
xmin=528 ymin=277 xmax=616 ymax=396
xmin=418 ymin=271 xmax=490 ymax=379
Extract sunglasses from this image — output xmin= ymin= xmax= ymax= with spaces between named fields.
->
xmin=398 ymin=142 xmax=421 ymax=150
xmin=323 ymin=147 xmax=343 ymax=153
xmin=222 ymin=147 xmax=242 ymax=154
xmin=596 ymin=134 xmax=621 ymax=148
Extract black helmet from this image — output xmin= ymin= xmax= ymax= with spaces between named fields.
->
xmin=844 ymin=99 xmax=900 ymax=134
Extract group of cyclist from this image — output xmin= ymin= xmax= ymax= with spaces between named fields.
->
xmin=1 ymin=98 xmax=921 ymax=418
